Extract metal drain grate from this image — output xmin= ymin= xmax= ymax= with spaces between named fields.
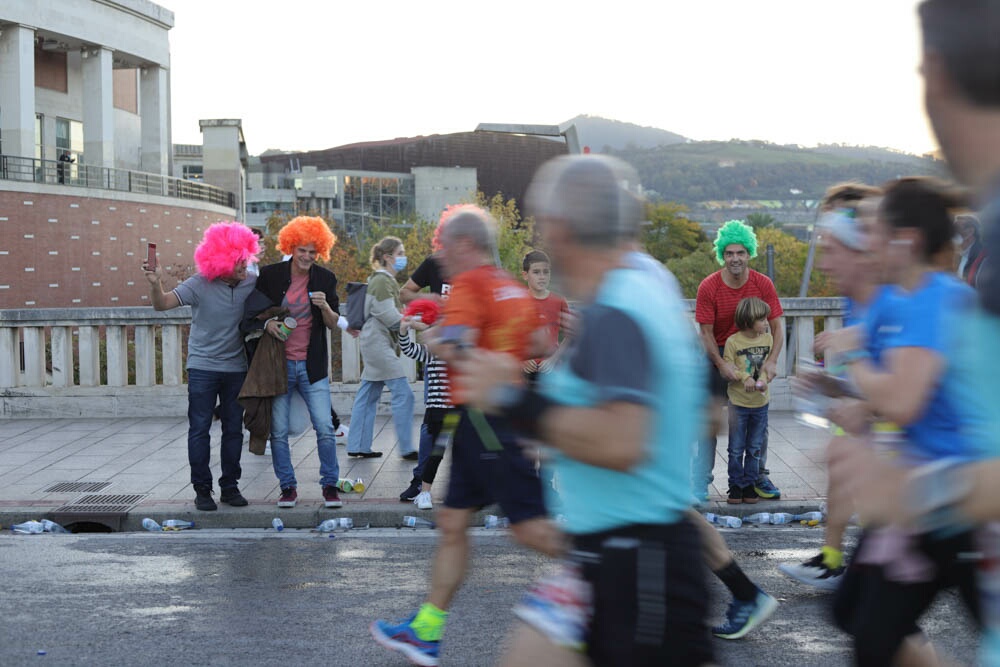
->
xmin=44 ymin=481 xmax=112 ymax=493
xmin=49 ymin=493 xmax=149 ymax=532
xmin=52 ymin=493 xmax=148 ymax=514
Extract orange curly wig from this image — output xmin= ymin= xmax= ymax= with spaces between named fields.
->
xmin=277 ymin=216 xmax=337 ymax=261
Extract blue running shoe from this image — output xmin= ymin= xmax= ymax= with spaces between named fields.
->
xmin=370 ymin=616 xmax=440 ymax=666
xmin=754 ymin=474 xmax=781 ymax=499
xmin=712 ymin=587 xmax=779 ymax=639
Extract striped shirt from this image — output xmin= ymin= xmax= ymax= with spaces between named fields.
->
xmin=695 ymin=269 xmax=783 ymax=347
xmin=399 ymin=330 xmax=453 ymax=419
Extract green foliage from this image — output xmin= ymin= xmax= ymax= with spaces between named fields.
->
xmin=475 ymin=192 xmax=536 ymax=276
xmin=745 ymin=212 xmax=777 ymax=229
xmin=610 ymin=139 xmax=945 ymax=205
xmin=641 ymin=202 xmax=706 ymax=263
xmin=665 ymin=243 xmax=718 ymax=298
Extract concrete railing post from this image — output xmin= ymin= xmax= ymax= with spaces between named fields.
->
xmin=21 ymin=327 xmax=45 ymax=386
xmin=78 ymin=326 xmax=101 ymax=386
xmin=50 ymin=326 xmax=75 ymax=387
xmin=0 ymin=327 xmax=18 ymax=387
xmin=341 ymin=330 xmax=361 ymax=383
xmin=161 ymin=324 xmax=183 ymax=385
xmin=106 ymin=325 xmax=128 ymax=387
xmin=134 ymin=325 xmax=156 ymax=386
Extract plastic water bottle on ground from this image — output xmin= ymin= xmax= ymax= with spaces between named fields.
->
xmin=769 ymin=513 xmax=795 ymax=525
xmin=743 ymin=513 xmax=771 ymax=525
xmin=336 ymin=478 xmax=354 ymax=493
xmin=402 ymin=515 xmax=435 ymax=529
xmin=705 ymin=513 xmax=742 ymax=528
xmin=162 ymin=519 xmax=195 ymax=530
xmin=338 ymin=517 xmax=354 ymax=529
xmin=793 ymin=512 xmax=824 ymax=522
xmin=41 ymin=519 xmax=69 ymax=533
xmin=11 ymin=520 xmax=45 ymax=534
xmin=485 ymin=515 xmax=510 ymax=529
xmin=141 ymin=518 xmax=162 ymax=532
xmin=271 ymin=518 xmax=284 ymax=532
xmin=315 ymin=519 xmax=340 ymax=533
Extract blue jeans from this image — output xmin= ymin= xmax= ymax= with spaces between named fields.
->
xmin=412 ymin=423 xmax=433 ymax=481
xmin=347 ymin=377 xmax=414 ymax=455
xmin=187 ymin=367 xmax=246 ymax=489
xmin=727 ymin=404 xmax=768 ymax=488
xmin=270 ymin=360 xmax=340 ymax=489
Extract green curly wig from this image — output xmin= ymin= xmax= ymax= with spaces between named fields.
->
xmin=713 ymin=220 xmax=758 ymax=265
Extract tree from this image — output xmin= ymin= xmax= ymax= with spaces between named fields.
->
xmin=665 ymin=243 xmax=718 ymax=298
xmin=749 ymin=227 xmax=834 ymax=297
xmin=745 ymin=212 xmax=777 ymax=229
xmin=476 ymin=191 xmax=536 ymax=276
xmin=641 ymin=202 xmax=706 ymax=263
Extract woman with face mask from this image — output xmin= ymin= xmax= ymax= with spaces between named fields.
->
xmin=346 ymin=236 xmax=416 ymax=459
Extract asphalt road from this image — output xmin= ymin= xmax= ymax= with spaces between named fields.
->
xmin=0 ymin=526 xmax=979 ymax=666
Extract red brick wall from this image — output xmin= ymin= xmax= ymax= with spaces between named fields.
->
xmin=0 ymin=190 xmax=236 ymax=308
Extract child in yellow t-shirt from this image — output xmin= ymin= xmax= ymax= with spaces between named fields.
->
xmin=723 ymin=297 xmax=773 ymax=505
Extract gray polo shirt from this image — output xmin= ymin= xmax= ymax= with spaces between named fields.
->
xmin=173 ymin=274 xmax=256 ymax=373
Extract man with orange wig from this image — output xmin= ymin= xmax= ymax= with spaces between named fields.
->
xmin=143 ymin=221 xmax=260 ymax=511
xmin=243 ymin=216 xmax=347 ymax=509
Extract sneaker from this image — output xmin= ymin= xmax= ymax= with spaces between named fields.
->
xmin=712 ymin=587 xmax=779 ymax=639
xmin=194 ymin=485 xmax=217 ymax=511
xmin=277 ymin=487 xmax=297 ymax=508
xmin=414 ymin=491 xmax=433 ymax=511
xmin=335 ymin=424 xmax=349 ymax=444
xmin=727 ymin=484 xmax=743 ymax=505
xmin=400 ymin=479 xmax=422 ymax=502
xmin=779 ymin=553 xmax=845 ymax=591
xmin=370 ymin=616 xmax=440 ymax=667
xmin=742 ymin=485 xmax=759 ymax=504
xmin=220 ymin=487 xmax=248 ymax=507
xmin=754 ymin=475 xmax=781 ymax=499
xmin=322 ymin=485 xmax=343 ymax=508
xmin=401 ymin=451 xmax=419 ymax=461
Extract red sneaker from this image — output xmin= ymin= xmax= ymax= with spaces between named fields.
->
xmin=277 ymin=487 xmax=297 ymax=508
xmin=323 ymin=485 xmax=343 ymax=508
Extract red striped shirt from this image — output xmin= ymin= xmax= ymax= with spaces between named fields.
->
xmin=695 ymin=270 xmax=783 ymax=346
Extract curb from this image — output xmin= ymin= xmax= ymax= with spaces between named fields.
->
xmin=1 ymin=499 xmax=828 ymax=533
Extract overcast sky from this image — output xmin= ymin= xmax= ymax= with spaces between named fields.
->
xmin=160 ymin=0 xmax=935 ymax=157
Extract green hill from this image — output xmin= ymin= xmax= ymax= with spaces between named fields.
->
xmin=609 ymin=139 xmax=947 ymax=205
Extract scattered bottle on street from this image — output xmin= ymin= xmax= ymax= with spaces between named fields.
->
xmin=40 ymin=519 xmax=69 ymax=533
xmin=11 ymin=520 xmax=45 ymax=534
xmin=769 ymin=513 xmax=795 ymax=525
xmin=743 ymin=513 xmax=771 ymax=525
xmin=402 ymin=515 xmax=435 ymax=529
xmin=484 ymin=515 xmax=510 ymax=529
xmin=705 ymin=513 xmax=742 ymax=528
xmin=338 ymin=517 xmax=354 ymax=530
xmin=141 ymin=518 xmax=162 ymax=532
xmin=353 ymin=478 xmax=366 ymax=493
xmin=793 ymin=512 xmax=824 ymax=522
xmin=315 ymin=519 xmax=340 ymax=533
xmin=336 ymin=478 xmax=354 ymax=493
xmin=161 ymin=519 xmax=195 ymax=530
xmin=272 ymin=518 xmax=284 ymax=532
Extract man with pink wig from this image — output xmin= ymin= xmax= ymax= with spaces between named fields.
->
xmin=143 ymin=221 xmax=260 ymax=511
xmin=243 ymin=215 xmax=346 ymax=509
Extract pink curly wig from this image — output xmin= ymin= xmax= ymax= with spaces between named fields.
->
xmin=193 ymin=221 xmax=261 ymax=281
xmin=432 ymin=204 xmax=480 ymax=251
xmin=277 ymin=216 xmax=337 ymax=261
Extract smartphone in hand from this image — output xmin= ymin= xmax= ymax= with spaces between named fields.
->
xmin=146 ymin=243 xmax=157 ymax=271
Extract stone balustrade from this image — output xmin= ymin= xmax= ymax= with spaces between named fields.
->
xmin=0 ymin=298 xmax=844 ymax=417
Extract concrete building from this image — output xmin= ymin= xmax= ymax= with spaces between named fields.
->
xmin=245 ymin=159 xmax=476 ymax=232
xmin=0 ymin=1 xmax=240 ymax=309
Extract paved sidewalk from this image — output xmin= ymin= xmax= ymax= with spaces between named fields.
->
xmin=0 ymin=411 xmax=830 ymax=531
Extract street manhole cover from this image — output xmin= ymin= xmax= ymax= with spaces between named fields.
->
xmin=43 ymin=481 xmax=113 ymax=493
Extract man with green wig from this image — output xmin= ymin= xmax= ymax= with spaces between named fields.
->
xmin=694 ymin=220 xmax=784 ymax=502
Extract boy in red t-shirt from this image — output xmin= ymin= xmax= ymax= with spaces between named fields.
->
xmin=521 ymin=250 xmax=570 ymax=381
